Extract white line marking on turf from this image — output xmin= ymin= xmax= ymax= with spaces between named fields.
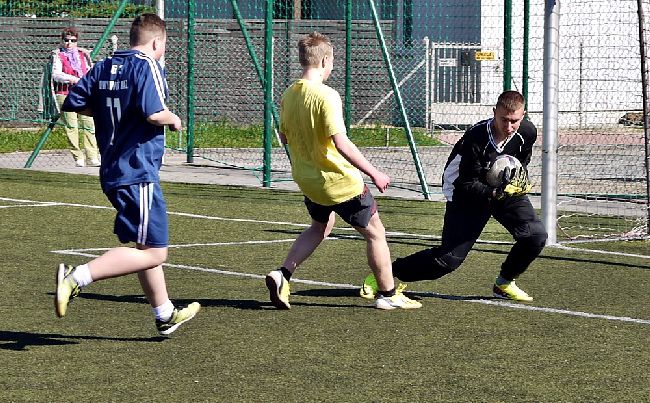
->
xmin=0 ymin=197 xmax=515 ymax=245
xmin=51 ymin=238 xmax=343 ymax=256
xmin=9 ymin=195 xmax=649 ymax=323
xmin=52 ymin=246 xmax=650 ymax=326
xmin=551 ymin=244 xmax=650 ymax=260
xmin=0 ymin=203 xmax=62 ymax=209
xmin=468 ymin=299 xmax=650 ymax=325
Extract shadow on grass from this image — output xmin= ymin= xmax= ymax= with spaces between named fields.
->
xmin=294 ymin=288 xmax=496 ymax=302
xmin=72 ymin=293 xmax=365 ymax=310
xmin=0 ymin=330 xmax=165 ymax=351
xmin=74 ymin=293 xmax=268 ymax=310
xmin=269 ymin=229 xmax=650 ymax=270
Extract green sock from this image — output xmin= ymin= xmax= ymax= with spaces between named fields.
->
xmin=495 ymin=276 xmax=511 ymax=286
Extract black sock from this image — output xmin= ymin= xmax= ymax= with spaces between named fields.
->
xmin=378 ymin=287 xmax=395 ymax=297
xmin=279 ymin=267 xmax=292 ymax=281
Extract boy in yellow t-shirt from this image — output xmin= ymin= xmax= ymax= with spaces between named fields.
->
xmin=265 ymin=32 xmax=421 ymax=311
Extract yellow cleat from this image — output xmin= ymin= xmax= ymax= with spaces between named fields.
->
xmin=493 ymin=281 xmax=533 ymax=302
xmin=266 ymin=270 xmax=291 ymax=309
xmin=156 ymin=302 xmax=201 ymax=335
xmin=55 ymin=264 xmax=81 ymax=318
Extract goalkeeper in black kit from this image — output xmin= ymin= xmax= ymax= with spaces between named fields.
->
xmin=360 ymin=90 xmax=548 ymax=301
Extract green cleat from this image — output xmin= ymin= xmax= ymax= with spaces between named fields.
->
xmin=156 ymin=302 xmax=201 ymax=335
xmin=360 ymin=273 xmax=410 ymax=301
xmin=493 ymin=280 xmax=533 ymax=302
xmin=265 ymin=269 xmax=291 ymax=309
xmin=360 ymin=273 xmax=378 ymax=300
xmin=55 ymin=263 xmax=81 ymax=318
xmin=374 ymin=290 xmax=422 ymax=310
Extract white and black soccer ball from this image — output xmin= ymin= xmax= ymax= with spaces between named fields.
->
xmin=486 ymin=154 xmax=522 ymax=186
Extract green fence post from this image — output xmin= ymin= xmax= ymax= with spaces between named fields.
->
xmin=503 ymin=0 xmax=512 ymax=91
xmin=90 ymin=0 xmax=129 ymax=60
xmin=523 ymin=0 xmax=530 ymax=107
xmin=24 ymin=114 xmax=60 ymax=168
xmin=26 ymin=0 xmax=129 ymax=168
xmin=344 ymin=0 xmax=352 ymax=131
xmin=232 ymin=0 xmax=290 ymax=166
xmin=231 ymin=0 xmax=281 ymax=133
xmin=186 ymin=0 xmax=196 ymax=163
xmin=367 ymin=0 xmax=431 ymax=200
xmin=262 ymin=0 xmax=273 ymax=187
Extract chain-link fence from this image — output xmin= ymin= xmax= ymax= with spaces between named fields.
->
xmin=0 ymin=0 xmax=648 ymax=242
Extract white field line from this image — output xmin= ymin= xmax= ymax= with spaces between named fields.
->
xmin=551 ymin=244 xmax=650 ymax=260
xmin=7 ymin=196 xmax=650 ymax=323
xmin=0 ymin=203 xmax=62 ymax=209
xmin=6 ymin=195 xmax=649 ymax=256
xmin=0 ymin=196 xmax=510 ymax=244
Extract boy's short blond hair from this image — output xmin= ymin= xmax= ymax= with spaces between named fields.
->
xmin=130 ymin=13 xmax=166 ymax=46
xmin=298 ymin=32 xmax=333 ymax=68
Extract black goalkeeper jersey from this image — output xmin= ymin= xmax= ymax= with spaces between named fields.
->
xmin=441 ymin=117 xmax=537 ymax=202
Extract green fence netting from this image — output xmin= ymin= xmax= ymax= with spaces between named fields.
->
xmin=0 ymin=0 xmax=648 ymax=241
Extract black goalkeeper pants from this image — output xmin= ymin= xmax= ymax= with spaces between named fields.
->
xmin=392 ymin=196 xmax=547 ymax=282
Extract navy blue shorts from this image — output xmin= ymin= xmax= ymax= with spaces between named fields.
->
xmin=105 ymin=182 xmax=168 ymax=247
xmin=304 ymin=185 xmax=378 ymax=228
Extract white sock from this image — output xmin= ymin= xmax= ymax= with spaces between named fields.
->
xmin=152 ymin=300 xmax=175 ymax=322
xmin=72 ymin=264 xmax=93 ymax=287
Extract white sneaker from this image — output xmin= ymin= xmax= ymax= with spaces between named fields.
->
xmin=88 ymin=158 xmax=101 ymax=167
xmin=75 ymin=159 xmax=85 ymax=167
xmin=374 ymin=291 xmax=422 ymax=310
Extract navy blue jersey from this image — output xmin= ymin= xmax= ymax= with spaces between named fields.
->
xmin=442 ymin=118 xmax=537 ymax=202
xmin=62 ymin=50 xmax=168 ymax=192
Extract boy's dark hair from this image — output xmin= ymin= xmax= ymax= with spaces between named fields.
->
xmin=496 ymin=90 xmax=525 ymax=112
xmin=61 ymin=27 xmax=79 ymax=40
xmin=130 ymin=13 xmax=166 ymax=46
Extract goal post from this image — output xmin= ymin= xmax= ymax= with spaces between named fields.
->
xmin=541 ymin=0 xmax=560 ymax=245
xmin=638 ymin=0 xmax=650 ymax=235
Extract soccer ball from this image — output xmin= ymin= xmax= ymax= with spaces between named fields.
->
xmin=486 ymin=154 xmax=522 ymax=186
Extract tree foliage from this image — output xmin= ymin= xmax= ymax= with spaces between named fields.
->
xmin=0 ymin=0 xmax=155 ymax=18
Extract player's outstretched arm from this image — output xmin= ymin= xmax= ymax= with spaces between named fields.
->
xmin=147 ymin=109 xmax=182 ymax=131
xmin=332 ymin=132 xmax=390 ymax=192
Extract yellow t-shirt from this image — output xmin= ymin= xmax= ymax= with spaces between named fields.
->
xmin=280 ymin=79 xmax=364 ymax=206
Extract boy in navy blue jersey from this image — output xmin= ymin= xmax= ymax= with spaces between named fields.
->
xmin=55 ymin=14 xmax=200 ymax=335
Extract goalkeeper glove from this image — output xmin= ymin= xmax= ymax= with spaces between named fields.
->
xmin=494 ymin=167 xmax=532 ymax=200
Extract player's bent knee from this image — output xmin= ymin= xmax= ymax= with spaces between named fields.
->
xmin=517 ymin=232 xmax=547 ymax=257
xmin=435 ymin=252 xmax=464 ymax=274
xmin=515 ymin=222 xmax=548 ymax=248
xmin=527 ymin=221 xmax=548 ymax=248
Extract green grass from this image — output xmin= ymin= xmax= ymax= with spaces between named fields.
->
xmin=1 ymin=122 xmax=440 ymax=154
xmin=0 ymin=128 xmax=71 ymax=153
xmin=177 ymin=121 xmax=441 ymax=149
xmin=1 ymin=169 xmax=649 ymax=402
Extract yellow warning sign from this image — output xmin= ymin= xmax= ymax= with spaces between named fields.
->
xmin=475 ymin=51 xmax=495 ymax=61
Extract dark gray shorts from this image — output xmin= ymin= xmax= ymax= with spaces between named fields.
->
xmin=304 ymin=185 xmax=377 ymax=228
